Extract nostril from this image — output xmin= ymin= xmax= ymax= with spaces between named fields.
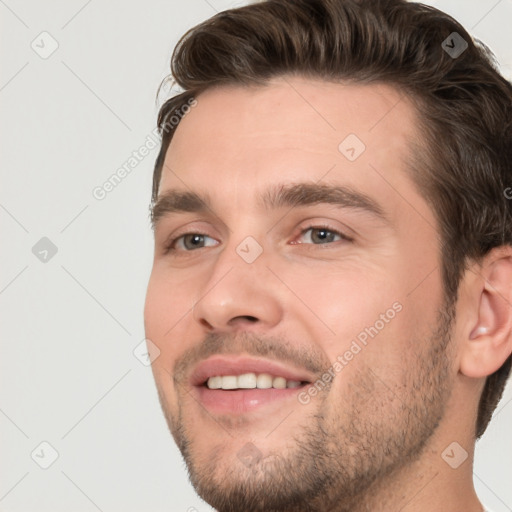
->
xmin=229 ymin=315 xmax=259 ymax=325
xmin=199 ymin=318 xmax=214 ymax=329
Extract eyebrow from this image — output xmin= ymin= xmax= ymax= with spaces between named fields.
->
xmin=150 ymin=182 xmax=387 ymax=229
xmin=151 ymin=190 xmax=214 ymax=228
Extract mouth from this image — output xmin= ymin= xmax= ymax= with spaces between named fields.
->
xmin=205 ymin=373 xmax=306 ymax=390
xmin=189 ymin=355 xmax=314 ymax=414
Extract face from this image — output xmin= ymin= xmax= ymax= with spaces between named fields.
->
xmin=144 ymin=77 xmax=456 ymax=512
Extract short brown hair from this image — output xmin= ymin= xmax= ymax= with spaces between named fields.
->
xmin=152 ymin=0 xmax=512 ymax=438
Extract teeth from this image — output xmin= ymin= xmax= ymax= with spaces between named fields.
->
xmin=272 ymin=376 xmax=286 ymax=389
xmin=206 ymin=373 xmax=304 ymax=390
xmin=238 ymin=373 xmax=257 ymax=388
xmin=221 ymin=376 xmax=238 ymax=390
xmin=257 ymin=373 xmax=273 ymax=389
xmin=207 ymin=376 xmax=222 ymax=389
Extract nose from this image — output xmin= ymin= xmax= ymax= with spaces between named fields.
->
xmin=192 ymin=242 xmax=284 ymax=333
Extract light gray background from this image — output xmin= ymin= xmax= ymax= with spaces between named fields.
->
xmin=1 ymin=0 xmax=511 ymax=511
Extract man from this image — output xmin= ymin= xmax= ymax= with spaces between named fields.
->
xmin=144 ymin=0 xmax=512 ymax=510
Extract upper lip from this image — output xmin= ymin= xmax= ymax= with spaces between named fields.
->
xmin=190 ymin=355 xmax=315 ymax=386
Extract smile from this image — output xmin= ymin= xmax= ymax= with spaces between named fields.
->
xmin=206 ymin=373 xmax=304 ymax=390
xmin=190 ymin=356 xmax=314 ymax=414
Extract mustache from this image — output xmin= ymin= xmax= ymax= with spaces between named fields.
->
xmin=172 ymin=331 xmax=330 ymax=386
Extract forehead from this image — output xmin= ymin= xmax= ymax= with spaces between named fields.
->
xmin=168 ymin=77 xmax=416 ymax=148
xmin=159 ymin=77 xmax=425 ymax=219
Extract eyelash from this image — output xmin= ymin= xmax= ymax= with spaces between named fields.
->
xmin=163 ymin=224 xmax=352 ymax=254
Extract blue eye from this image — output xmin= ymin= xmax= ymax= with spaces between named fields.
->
xmin=297 ymin=227 xmax=348 ymax=244
xmin=164 ymin=225 xmax=350 ymax=255
xmin=170 ymin=233 xmax=218 ymax=251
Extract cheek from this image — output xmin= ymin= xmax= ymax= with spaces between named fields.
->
xmin=324 ymin=306 xmax=420 ymax=415
xmin=286 ymin=253 xmax=442 ymax=377
xmin=284 ymin=261 xmax=405 ymax=357
xmin=144 ymin=265 xmax=197 ymax=334
xmin=144 ymin=268 xmax=197 ymax=374
xmin=144 ymin=273 xmax=193 ymax=417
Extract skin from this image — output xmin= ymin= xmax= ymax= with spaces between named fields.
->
xmin=144 ymin=77 xmax=512 ymax=511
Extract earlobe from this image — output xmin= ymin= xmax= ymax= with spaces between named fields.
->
xmin=460 ymin=249 xmax=512 ymax=379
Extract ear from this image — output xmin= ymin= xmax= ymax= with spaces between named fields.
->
xmin=459 ymin=246 xmax=512 ymax=378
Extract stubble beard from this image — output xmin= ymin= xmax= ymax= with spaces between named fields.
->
xmin=156 ymin=305 xmax=455 ymax=512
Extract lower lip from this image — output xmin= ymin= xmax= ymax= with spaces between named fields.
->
xmin=195 ymin=386 xmax=306 ymax=414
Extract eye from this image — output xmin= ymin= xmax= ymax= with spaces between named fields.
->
xmin=167 ymin=233 xmax=218 ymax=252
xmin=294 ymin=226 xmax=350 ymax=245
